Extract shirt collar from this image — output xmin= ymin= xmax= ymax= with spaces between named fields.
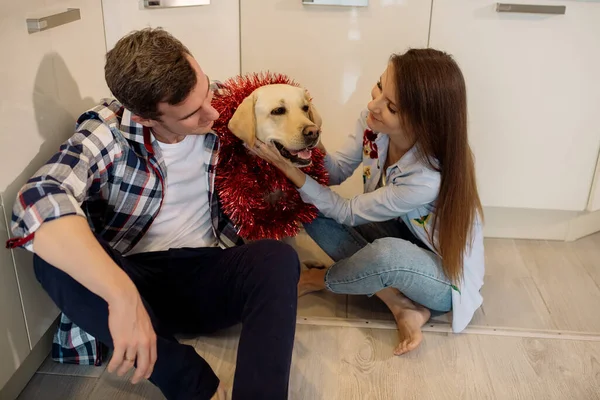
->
xmin=376 ymin=133 xmax=437 ymax=173
xmin=120 ymin=108 xmax=219 ymax=156
xmin=120 ymin=108 xmax=147 ymax=145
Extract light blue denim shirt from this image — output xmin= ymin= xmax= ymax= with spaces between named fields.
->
xmin=298 ymin=109 xmax=485 ymax=333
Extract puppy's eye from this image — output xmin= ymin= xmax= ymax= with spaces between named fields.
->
xmin=271 ymin=107 xmax=286 ymax=115
xmin=302 ymin=105 xmax=310 ymax=112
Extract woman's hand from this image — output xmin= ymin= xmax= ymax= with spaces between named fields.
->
xmin=250 ymin=140 xmax=291 ymax=170
xmin=250 ymin=140 xmax=307 ymax=188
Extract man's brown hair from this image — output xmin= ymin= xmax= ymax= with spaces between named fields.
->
xmin=105 ymin=27 xmax=196 ymax=120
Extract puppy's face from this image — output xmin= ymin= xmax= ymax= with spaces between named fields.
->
xmin=228 ymin=84 xmax=322 ymax=167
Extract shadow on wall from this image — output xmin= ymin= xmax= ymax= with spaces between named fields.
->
xmin=2 ymin=51 xmax=99 ymax=346
xmin=3 ymin=51 xmax=97 ymax=224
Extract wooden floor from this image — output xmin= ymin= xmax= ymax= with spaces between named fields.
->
xmin=17 ymin=233 xmax=600 ymax=399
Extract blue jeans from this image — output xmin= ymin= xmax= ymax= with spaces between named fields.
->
xmin=303 ymin=216 xmax=452 ymax=312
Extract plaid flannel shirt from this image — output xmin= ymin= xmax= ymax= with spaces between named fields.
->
xmin=6 ymin=96 xmax=243 ymax=365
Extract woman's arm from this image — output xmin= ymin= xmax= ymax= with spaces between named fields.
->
xmin=320 ymin=111 xmax=368 ymax=186
xmin=297 ymin=174 xmax=439 ymax=226
xmin=251 ymin=141 xmax=440 ymax=226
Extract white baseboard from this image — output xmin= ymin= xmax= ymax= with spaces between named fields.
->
xmin=565 ymin=208 xmax=600 ymax=241
xmin=483 ymin=207 xmax=600 ymax=241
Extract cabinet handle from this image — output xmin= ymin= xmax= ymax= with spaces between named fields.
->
xmin=302 ymin=0 xmax=368 ymax=6
xmin=143 ymin=0 xmax=210 ymax=8
xmin=26 ymin=8 xmax=80 ymax=34
xmin=496 ymin=3 xmax=566 ymax=15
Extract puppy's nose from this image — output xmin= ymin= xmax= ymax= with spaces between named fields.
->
xmin=303 ymin=125 xmax=320 ymax=140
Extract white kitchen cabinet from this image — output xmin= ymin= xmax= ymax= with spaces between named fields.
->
xmin=0 ymin=0 xmax=110 ymax=362
xmin=429 ymin=0 xmax=600 ymax=211
xmin=240 ymin=0 xmax=432 ymax=198
xmin=0 ymin=0 xmax=55 ymax=193
xmin=101 ymin=0 xmax=240 ymax=83
xmin=0 ymin=201 xmax=31 ymax=390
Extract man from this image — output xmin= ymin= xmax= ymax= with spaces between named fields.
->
xmin=6 ymin=28 xmax=300 ymax=400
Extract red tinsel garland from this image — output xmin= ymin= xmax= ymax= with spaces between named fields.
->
xmin=212 ymin=72 xmax=329 ymax=240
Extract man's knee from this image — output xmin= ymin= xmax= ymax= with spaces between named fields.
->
xmin=32 ymin=253 xmax=69 ymax=292
xmin=246 ymin=239 xmax=301 ymax=283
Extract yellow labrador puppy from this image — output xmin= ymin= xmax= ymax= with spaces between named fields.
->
xmin=228 ymin=84 xmax=322 ymax=167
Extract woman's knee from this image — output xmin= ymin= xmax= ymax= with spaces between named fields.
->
xmin=325 ymin=237 xmax=445 ymax=293
xmin=370 ymin=237 xmax=418 ymax=253
xmin=328 ymin=237 xmax=418 ymax=274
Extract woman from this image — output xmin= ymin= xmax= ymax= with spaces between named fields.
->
xmin=252 ymin=48 xmax=485 ymax=355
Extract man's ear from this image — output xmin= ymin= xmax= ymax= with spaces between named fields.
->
xmin=228 ymin=93 xmax=257 ymax=146
xmin=304 ymin=91 xmax=322 ymax=128
xmin=131 ymin=114 xmax=157 ymax=128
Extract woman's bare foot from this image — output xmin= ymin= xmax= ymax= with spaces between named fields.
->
xmin=376 ymin=288 xmax=431 ymax=355
xmin=298 ymin=268 xmax=327 ymax=297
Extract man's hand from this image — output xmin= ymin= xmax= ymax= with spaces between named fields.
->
xmin=106 ymin=287 xmax=157 ymax=384
xmin=32 ymin=216 xmax=158 ymax=385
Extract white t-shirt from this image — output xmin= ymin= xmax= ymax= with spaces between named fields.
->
xmin=127 ymin=134 xmax=217 ymax=254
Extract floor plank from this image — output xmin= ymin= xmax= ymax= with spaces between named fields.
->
xmin=484 ymin=238 xmax=531 ymax=278
xmin=570 ymin=232 xmax=600 ymax=289
xmin=292 ymin=326 xmax=497 ymax=400
xmin=466 ymin=238 xmax=553 ymax=329
xmin=191 ymin=325 xmax=240 ymax=396
xmin=194 ymin=324 xmax=600 ymax=400
xmin=476 ymin=335 xmax=600 ymax=400
xmin=19 ymin=324 xmax=600 ymax=400
xmin=517 ymin=240 xmax=600 ymax=332
xmin=476 ymin=276 xmax=554 ymax=329
xmin=88 ymin=368 xmax=165 ymax=400
xmin=17 ymin=374 xmax=98 ymax=400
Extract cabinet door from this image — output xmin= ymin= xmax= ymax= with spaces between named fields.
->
xmin=0 ymin=201 xmax=31 ymax=390
xmin=101 ymin=0 xmax=240 ymax=83
xmin=240 ymin=0 xmax=432 ymax=198
xmin=429 ymin=0 xmax=600 ymax=211
xmin=0 ymin=0 xmax=109 ymax=349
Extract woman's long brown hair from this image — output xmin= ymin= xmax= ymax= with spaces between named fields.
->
xmin=390 ymin=49 xmax=483 ymax=284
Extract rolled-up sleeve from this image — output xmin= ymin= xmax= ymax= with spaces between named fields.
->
xmin=298 ymin=170 xmax=440 ymax=226
xmin=9 ymin=123 xmax=118 ymax=251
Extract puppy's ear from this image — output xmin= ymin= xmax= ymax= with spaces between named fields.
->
xmin=228 ymin=93 xmax=257 ymax=146
xmin=304 ymin=91 xmax=322 ymax=128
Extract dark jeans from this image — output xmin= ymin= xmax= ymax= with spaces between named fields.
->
xmin=33 ymin=238 xmax=300 ymax=400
